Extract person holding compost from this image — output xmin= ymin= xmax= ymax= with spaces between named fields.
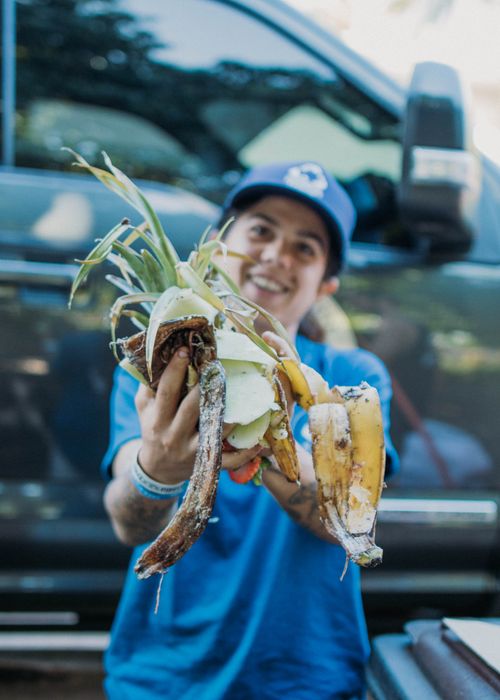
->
xmin=101 ymin=161 xmax=398 ymax=700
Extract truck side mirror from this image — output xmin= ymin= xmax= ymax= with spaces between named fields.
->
xmin=398 ymin=61 xmax=480 ymax=255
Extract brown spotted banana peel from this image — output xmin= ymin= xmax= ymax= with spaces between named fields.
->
xmin=308 ymin=382 xmax=386 ymax=568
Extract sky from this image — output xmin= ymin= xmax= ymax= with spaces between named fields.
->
xmin=287 ymin=0 xmax=500 ymax=165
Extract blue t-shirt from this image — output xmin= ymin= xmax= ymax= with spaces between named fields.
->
xmin=102 ymin=335 xmax=398 ymax=700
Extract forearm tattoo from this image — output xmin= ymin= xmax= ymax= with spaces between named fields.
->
xmin=286 ymin=482 xmax=318 ymax=524
xmin=265 ymin=462 xmax=330 ymax=541
xmin=105 ymin=475 xmax=177 ymax=546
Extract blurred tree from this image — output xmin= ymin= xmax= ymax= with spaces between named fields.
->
xmin=16 ymin=0 xmax=169 ymax=135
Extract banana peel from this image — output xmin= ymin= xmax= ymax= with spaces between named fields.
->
xmin=264 ymin=376 xmax=300 ymax=483
xmin=308 ymin=382 xmax=386 ymax=568
xmin=276 ymin=352 xmax=386 ymax=568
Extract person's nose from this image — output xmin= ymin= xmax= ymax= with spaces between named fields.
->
xmin=260 ymin=238 xmax=293 ymax=269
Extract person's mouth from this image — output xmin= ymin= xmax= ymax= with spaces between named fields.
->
xmin=247 ymin=274 xmax=290 ymax=294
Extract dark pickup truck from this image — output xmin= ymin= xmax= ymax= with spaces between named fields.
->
xmin=2 ymin=0 xmax=500 ymax=638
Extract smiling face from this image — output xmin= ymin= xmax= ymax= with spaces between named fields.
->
xmin=219 ymin=195 xmax=340 ymax=337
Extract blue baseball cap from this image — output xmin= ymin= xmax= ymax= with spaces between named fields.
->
xmin=223 ymin=161 xmax=356 ymax=269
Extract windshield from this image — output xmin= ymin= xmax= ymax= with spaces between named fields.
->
xmin=15 ymin=0 xmax=401 ymax=205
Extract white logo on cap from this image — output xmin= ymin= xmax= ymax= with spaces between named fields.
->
xmin=283 ymin=163 xmax=328 ymax=199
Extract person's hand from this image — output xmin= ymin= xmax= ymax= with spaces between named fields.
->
xmin=135 ymin=347 xmax=200 ymax=484
xmin=136 ymin=346 xmax=263 ymax=482
xmin=221 ymin=444 xmax=263 ymax=472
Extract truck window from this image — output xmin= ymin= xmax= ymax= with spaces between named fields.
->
xmin=15 ymin=0 xmax=400 ymax=206
xmin=240 ymin=104 xmax=400 ymax=181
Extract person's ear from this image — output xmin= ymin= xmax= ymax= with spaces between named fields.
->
xmin=317 ymin=276 xmax=339 ymax=299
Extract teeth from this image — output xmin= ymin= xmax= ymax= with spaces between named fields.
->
xmin=250 ymin=275 xmax=286 ymax=293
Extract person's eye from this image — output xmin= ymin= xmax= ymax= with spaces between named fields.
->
xmin=296 ymin=241 xmax=317 ymax=258
xmin=249 ymin=224 xmax=270 ymax=237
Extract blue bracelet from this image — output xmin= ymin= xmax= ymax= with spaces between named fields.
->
xmin=131 ymin=457 xmax=187 ymax=500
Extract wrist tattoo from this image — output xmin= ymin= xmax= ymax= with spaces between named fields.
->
xmin=107 ymin=476 xmax=177 ymax=544
xmin=286 ymin=482 xmax=318 ymax=524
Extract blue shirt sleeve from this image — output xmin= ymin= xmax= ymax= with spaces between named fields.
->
xmin=101 ymin=365 xmax=141 ymax=480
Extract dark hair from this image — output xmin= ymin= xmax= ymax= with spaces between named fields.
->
xmin=217 ymin=196 xmax=341 ymax=279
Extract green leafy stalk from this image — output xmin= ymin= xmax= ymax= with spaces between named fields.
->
xmin=127 ymin=226 xmax=178 ymax=289
xmin=101 ymin=152 xmax=180 ymax=275
xmin=105 ymin=274 xmax=143 ymax=297
xmin=190 ymin=239 xmax=227 ymax=281
xmin=110 ymin=241 xmax=146 ymax=287
xmin=176 ymin=262 xmax=226 ymax=314
xmin=107 ymin=252 xmax=135 ymax=286
xmin=209 ymin=259 xmax=242 ymax=295
xmin=69 ymin=220 xmax=131 ymax=306
xmin=65 ymin=148 xmax=178 ymax=287
xmin=121 ymin=309 xmax=150 ymax=330
xmin=66 ymin=150 xmax=300 ymax=376
xmin=63 ymin=148 xmax=139 ymax=209
xmin=196 ymin=223 xmax=213 ymax=249
xmin=142 ymin=248 xmax=171 ymax=292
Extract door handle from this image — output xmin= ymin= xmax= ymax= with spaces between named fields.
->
xmin=378 ymin=498 xmax=498 ymax=525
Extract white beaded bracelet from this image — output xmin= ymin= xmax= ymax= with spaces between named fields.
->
xmin=131 ymin=456 xmax=187 ymax=500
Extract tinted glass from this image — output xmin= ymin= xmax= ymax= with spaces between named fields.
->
xmin=15 ymin=0 xmax=400 ymax=204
